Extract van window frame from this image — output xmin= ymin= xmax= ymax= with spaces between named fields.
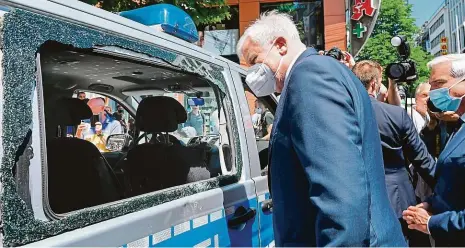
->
xmin=35 ymin=45 xmax=240 ymax=220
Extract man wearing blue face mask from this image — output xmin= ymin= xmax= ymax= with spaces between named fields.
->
xmin=403 ymin=54 xmax=465 ymax=247
xmin=237 ymin=11 xmax=406 ymax=247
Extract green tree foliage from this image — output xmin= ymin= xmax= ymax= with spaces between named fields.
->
xmin=79 ymin=0 xmax=231 ymax=26
xmin=357 ymin=0 xmax=433 ymax=90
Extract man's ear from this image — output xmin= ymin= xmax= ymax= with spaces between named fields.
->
xmin=275 ymin=37 xmax=288 ymax=56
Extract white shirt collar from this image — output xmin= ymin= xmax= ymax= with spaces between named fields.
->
xmin=284 ymin=49 xmax=306 ymax=85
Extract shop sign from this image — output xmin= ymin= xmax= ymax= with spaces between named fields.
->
xmin=350 ymin=0 xmax=381 ymax=56
xmin=440 ymin=37 xmax=448 ymax=55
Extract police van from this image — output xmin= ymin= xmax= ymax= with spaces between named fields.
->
xmin=0 ymin=0 xmax=276 ymax=246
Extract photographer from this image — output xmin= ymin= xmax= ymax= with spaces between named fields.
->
xmin=320 ymin=48 xmax=355 ymax=69
xmin=353 ymin=60 xmax=435 ymax=247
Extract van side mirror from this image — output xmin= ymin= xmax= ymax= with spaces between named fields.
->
xmin=106 ymin=134 xmax=133 ymax=152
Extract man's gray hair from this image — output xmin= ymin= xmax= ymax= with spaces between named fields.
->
xmin=427 ymin=54 xmax=465 ymax=78
xmin=415 ymin=82 xmax=429 ymax=97
xmin=236 ymin=10 xmax=300 ymax=59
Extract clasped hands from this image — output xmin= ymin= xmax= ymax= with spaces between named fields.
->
xmin=402 ymin=202 xmax=432 ymax=235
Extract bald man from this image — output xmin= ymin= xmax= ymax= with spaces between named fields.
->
xmin=76 ymin=97 xmax=122 ymax=140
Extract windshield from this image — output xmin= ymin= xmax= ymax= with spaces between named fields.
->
xmin=127 ymin=90 xmax=221 ymax=145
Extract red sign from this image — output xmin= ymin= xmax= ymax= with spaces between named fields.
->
xmin=441 ymin=44 xmax=448 ymax=50
xmin=351 ymin=0 xmax=376 ymax=21
xmin=441 ymin=37 xmax=448 ymax=43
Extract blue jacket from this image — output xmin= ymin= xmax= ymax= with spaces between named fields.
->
xmin=427 ymin=121 xmax=465 ymax=246
xmin=268 ymin=48 xmax=406 ymax=246
xmin=370 ymin=98 xmax=436 ymax=218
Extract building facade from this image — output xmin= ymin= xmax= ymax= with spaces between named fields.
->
xmin=428 ymin=3 xmax=450 ymax=57
xmin=199 ymin=0 xmax=348 ymax=65
xmin=415 ymin=3 xmax=451 ymax=57
xmin=445 ymin=0 xmax=465 ymax=53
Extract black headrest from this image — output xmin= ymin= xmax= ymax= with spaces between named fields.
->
xmin=136 ymin=96 xmax=187 ymax=132
xmin=55 ymin=98 xmax=93 ymax=126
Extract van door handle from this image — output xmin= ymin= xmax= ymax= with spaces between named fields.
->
xmin=262 ymin=199 xmax=273 ymax=213
xmin=227 ymin=206 xmax=256 ymax=229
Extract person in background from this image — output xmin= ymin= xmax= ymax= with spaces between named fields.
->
xmin=128 ymin=118 xmax=135 ymax=137
xmin=113 ymin=105 xmax=127 ymax=133
xmin=185 ymin=105 xmax=205 ymax=136
xmin=409 ymin=82 xmax=435 ymax=205
xmin=84 ymin=122 xmax=108 ymax=152
xmin=105 ymin=106 xmax=113 ymax=117
xmin=412 ymin=83 xmax=432 ymax=133
xmin=252 ymin=100 xmax=262 ymax=132
xmin=76 ymin=97 xmax=122 ymax=140
xmin=353 ymin=60 xmax=435 ymax=246
xmin=237 ymin=10 xmax=405 ymax=246
xmin=403 ymin=54 xmax=465 ymax=247
xmin=196 ymin=31 xmax=205 ymax=47
xmin=252 ymin=100 xmax=274 ymax=140
xmin=77 ymin=92 xmax=87 ymax=101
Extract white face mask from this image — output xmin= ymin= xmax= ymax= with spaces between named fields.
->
xmin=245 ymin=41 xmax=283 ymax=97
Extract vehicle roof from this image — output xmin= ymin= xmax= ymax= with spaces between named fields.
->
xmin=3 ymin=0 xmax=246 ymax=74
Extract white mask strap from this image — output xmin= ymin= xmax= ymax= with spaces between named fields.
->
xmin=448 ymin=75 xmax=465 ymax=90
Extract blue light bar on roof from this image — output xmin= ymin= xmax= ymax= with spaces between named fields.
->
xmin=120 ymin=4 xmax=199 ymax=43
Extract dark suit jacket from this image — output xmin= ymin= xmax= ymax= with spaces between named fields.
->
xmin=268 ymin=48 xmax=406 ymax=246
xmin=427 ymin=121 xmax=465 ymax=246
xmin=370 ymin=98 xmax=436 ymax=218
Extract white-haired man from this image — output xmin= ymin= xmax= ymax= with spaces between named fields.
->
xmin=237 ymin=11 xmax=406 ymax=246
xmin=403 ymin=54 xmax=465 ymax=247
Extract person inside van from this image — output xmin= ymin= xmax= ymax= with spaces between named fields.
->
xmin=185 ymin=105 xmax=205 ymax=136
xmin=84 ymin=122 xmax=109 ymax=152
xmin=76 ymin=97 xmax=122 ymax=141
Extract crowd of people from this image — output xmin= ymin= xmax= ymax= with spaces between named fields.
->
xmin=238 ymin=10 xmax=465 ymax=247
xmin=71 ymin=92 xmax=215 ymax=151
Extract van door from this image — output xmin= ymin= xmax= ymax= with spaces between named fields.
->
xmin=228 ymin=68 xmax=276 ymax=247
xmin=0 ymin=6 xmax=260 ymax=246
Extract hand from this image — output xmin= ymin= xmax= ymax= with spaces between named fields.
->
xmin=402 ymin=206 xmax=432 ymax=234
xmin=75 ymin=123 xmax=89 ymax=138
xmin=426 ymin=113 xmax=438 ymax=130
xmin=341 ymin=51 xmax=355 ymax=69
xmin=388 ymin=78 xmax=397 ymax=85
xmin=416 ymin=202 xmax=431 ymax=211
xmin=432 ymin=111 xmax=460 ymax=122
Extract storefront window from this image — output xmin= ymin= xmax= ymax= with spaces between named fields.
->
xmin=260 ymin=0 xmax=324 ymax=50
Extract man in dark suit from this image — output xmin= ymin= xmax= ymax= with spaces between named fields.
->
xmin=236 ymin=11 xmax=406 ymax=246
xmin=403 ymin=54 xmax=465 ymax=247
xmin=352 ymin=60 xmax=436 ymax=246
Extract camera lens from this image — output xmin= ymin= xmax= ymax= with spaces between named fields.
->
xmin=388 ymin=63 xmax=404 ymax=79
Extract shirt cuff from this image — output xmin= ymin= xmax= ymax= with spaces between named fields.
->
xmin=427 ymin=216 xmax=431 ymax=235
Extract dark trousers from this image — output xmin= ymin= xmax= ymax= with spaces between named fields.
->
xmin=400 ymin=218 xmax=431 ymax=247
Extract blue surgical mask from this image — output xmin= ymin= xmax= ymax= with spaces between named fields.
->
xmin=429 ymin=76 xmax=465 ymax=112
xmin=245 ymin=41 xmax=283 ymax=97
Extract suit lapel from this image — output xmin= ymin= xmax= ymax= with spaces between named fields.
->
xmin=439 ymin=123 xmax=465 ymax=161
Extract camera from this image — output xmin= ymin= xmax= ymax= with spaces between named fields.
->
xmin=324 ymin=47 xmax=344 ymax=61
xmin=386 ymin=35 xmax=418 ymax=84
